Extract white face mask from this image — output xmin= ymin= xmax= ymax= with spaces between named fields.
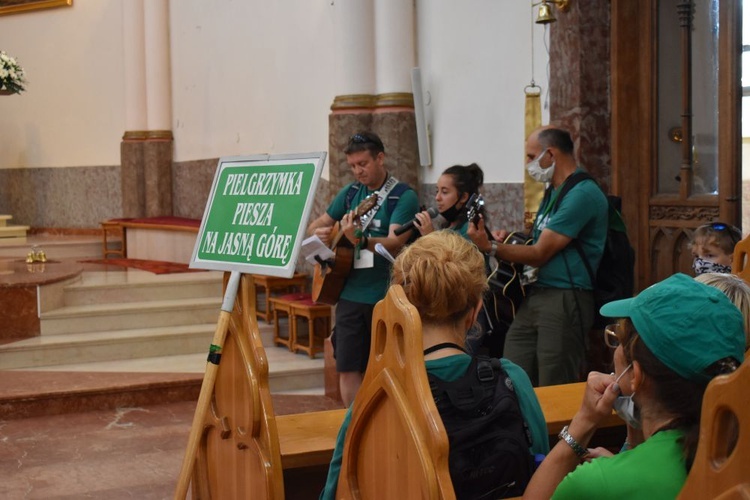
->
xmin=692 ymin=257 xmax=732 ymax=276
xmin=612 ymin=364 xmax=641 ymax=429
xmin=525 ymin=149 xmax=555 ymax=183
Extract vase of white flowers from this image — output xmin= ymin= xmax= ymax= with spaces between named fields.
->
xmin=0 ymin=51 xmax=26 ymax=95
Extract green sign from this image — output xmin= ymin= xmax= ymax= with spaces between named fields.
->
xmin=190 ymin=153 xmax=326 ymax=277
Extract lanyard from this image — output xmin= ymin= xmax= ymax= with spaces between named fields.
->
xmin=533 ymin=185 xmax=562 ymax=238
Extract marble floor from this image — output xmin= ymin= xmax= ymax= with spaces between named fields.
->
xmin=0 ymin=233 xmax=337 ymax=499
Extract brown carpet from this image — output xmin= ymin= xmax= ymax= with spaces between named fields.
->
xmin=79 ymin=258 xmax=207 ymax=275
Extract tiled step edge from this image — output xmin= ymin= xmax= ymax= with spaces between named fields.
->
xmin=0 ymin=324 xmax=218 ymax=369
xmin=0 ymin=365 xmax=325 ymax=420
xmin=40 ymin=297 xmax=222 ymax=335
xmin=0 ymin=372 xmax=202 ymax=420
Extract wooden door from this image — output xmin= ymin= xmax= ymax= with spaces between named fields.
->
xmin=612 ymin=0 xmax=741 ymax=291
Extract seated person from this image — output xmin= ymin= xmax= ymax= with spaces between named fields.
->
xmin=696 ymin=272 xmax=750 ymax=352
xmin=690 ymin=222 xmax=742 ymax=275
xmin=523 ymin=273 xmax=745 ymax=499
xmin=320 ymin=231 xmax=549 ymax=499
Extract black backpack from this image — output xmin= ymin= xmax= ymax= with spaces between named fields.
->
xmin=426 ymin=346 xmax=535 ymax=499
xmin=551 ymin=171 xmax=635 ymax=328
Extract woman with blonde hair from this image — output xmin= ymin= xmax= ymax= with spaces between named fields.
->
xmin=695 ymin=272 xmax=750 ymax=351
xmin=320 ymin=231 xmax=548 ymax=499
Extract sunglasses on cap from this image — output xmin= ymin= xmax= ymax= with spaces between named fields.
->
xmin=707 ymin=222 xmax=741 ymax=246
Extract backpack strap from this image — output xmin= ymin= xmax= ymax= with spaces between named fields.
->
xmin=386 ymin=182 xmax=411 ymax=214
xmin=551 ymin=171 xmax=598 ymax=287
xmin=429 ymin=356 xmax=501 ymax=412
xmin=423 ymin=342 xmax=467 ymax=355
xmin=344 ymin=182 xmax=362 ymax=211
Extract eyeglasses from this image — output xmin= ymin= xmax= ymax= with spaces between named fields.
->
xmin=604 ymin=324 xmax=620 ymax=349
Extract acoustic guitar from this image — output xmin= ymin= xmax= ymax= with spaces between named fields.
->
xmin=485 ymin=231 xmax=532 ymax=328
xmin=312 ymin=193 xmax=379 ymax=305
xmin=466 ymin=194 xmax=531 ymax=329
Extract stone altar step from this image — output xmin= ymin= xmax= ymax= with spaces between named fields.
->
xmin=0 ymin=215 xmax=29 ymax=241
xmin=0 ymin=233 xmax=101 ymax=259
xmin=61 ymin=269 xmax=223 ymax=306
xmin=39 ymin=297 xmax=222 ymax=335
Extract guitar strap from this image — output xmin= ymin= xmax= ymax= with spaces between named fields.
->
xmin=358 ymin=175 xmax=399 ymax=233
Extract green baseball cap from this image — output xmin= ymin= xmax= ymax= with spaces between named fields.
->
xmin=599 ymin=273 xmax=745 ymax=383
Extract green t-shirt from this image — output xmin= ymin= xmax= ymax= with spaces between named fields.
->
xmin=533 ymin=169 xmax=608 ymax=289
xmin=552 ymin=429 xmax=688 ymax=500
xmin=319 ymin=355 xmax=550 ymax=500
xmin=326 ymin=181 xmax=419 ymax=304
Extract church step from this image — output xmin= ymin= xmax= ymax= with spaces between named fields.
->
xmin=40 ymin=297 xmax=222 ymax=335
xmin=14 ymin=351 xmax=325 ymax=394
xmin=62 ymin=271 xmax=223 ymax=306
xmin=0 ymin=324 xmax=219 ymax=370
xmin=0 ymin=214 xmax=11 ymax=227
xmin=0 ymin=235 xmax=101 ymax=259
xmin=0 ymin=225 xmax=29 ymax=239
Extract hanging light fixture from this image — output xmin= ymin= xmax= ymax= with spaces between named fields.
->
xmin=533 ymin=0 xmax=570 ymax=25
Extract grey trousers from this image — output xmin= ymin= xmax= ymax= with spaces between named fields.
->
xmin=503 ymin=287 xmax=594 ymax=387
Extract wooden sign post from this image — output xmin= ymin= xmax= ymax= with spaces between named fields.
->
xmin=175 ymin=153 xmax=325 ymax=499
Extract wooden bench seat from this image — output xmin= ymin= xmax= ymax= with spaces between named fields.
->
xmin=273 ymin=381 xmax=625 ymax=470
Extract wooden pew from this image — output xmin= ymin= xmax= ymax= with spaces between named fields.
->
xmin=181 ymin=274 xmax=622 ymax=497
xmin=677 ymin=358 xmax=750 ymax=499
xmin=335 ymin=285 xmax=454 ymax=498
xmin=275 ymin=381 xmax=623 ymax=471
xmin=732 ymin=234 xmax=750 ymax=284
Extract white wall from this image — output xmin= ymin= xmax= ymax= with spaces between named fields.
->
xmin=416 ymin=0 xmax=550 ymax=184
xmin=0 ymin=2 xmax=125 ymax=168
xmin=169 ymin=0 xmax=335 ymax=164
xmin=0 ymin=0 xmax=548 ymax=183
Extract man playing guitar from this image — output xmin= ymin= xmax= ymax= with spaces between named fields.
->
xmin=306 ymin=132 xmax=419 ymax=406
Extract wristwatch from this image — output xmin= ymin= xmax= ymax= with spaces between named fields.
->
xmin=485 ymin=240 xmax=499 ymax=257
xmin=559 ymin=425 xmax=589 ymax=459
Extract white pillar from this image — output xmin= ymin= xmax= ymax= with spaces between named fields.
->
xmin=333 ymin=0 xmax=376 ymax=96
xmin=374 ymin=0 xmax=415 ymax=94
xmin=143 ymin=0 xmax=172 ymax=131
xmin=122 ymin=0 xmax=147 ymax=132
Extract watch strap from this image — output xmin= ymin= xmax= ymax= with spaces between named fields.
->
xmin=559 ymin=425 xmax=588 ymax=459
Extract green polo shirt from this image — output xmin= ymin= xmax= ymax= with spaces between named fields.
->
xmin=326 ymin=181 xmax=419 ymax=304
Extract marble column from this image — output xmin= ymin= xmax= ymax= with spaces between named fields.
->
xmin=329 ymin=0 xmax=419 ymax=197
xmin=373 ymin=0 xmax=419 ymax=191
xmin=329 ymin=1 xmax=376 ymax=197
xmin=548 ymin=0 xmax=611 ymax=189
xmin=143 ymin=0 xmax=173 ymax=217
xmin=120 ymin=0 xmax=173 ymax=218
xmin=121 ymin=0 xmax=147 ymax=217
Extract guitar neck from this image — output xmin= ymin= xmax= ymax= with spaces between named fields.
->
xmin=329 ymin=223 xmax=345 ymax=250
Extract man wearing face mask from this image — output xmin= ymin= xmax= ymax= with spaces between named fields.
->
xmin=468 ymin=126 xmax=608 ymax=387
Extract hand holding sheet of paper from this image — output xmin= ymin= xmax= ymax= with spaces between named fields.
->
xmin=301 ymin=235 xmax=335 ymax=265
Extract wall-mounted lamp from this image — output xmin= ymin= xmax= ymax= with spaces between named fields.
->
xmin=534 ymin=0 xmax=570 ymax=24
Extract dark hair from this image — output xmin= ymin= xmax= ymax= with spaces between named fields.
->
xmin=441 ymin=163 xmax=485 ymax=227
xmin=442 ymin=163 xmax=484 ymax=198
xmin=618 ymin=320 xmax=721 ymax=472
xmin=344 ymin=131 xmax=385 ymax=157
xmin=538 ymin=128 xmax=574 ymax=155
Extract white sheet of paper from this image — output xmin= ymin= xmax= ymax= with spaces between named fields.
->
xmin=301 ymin=235 xmax=335 ymax=265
